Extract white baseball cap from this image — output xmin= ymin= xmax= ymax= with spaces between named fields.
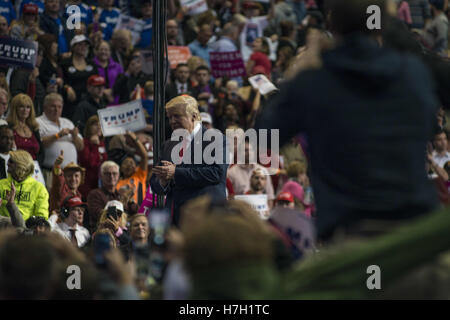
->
xmin=104 ymin=200 xmax=124 ymax=213
xmin=200 ymin=112 xmax=212 ymax=125
xmin=70 ymin=34 xmax=90 ymax=48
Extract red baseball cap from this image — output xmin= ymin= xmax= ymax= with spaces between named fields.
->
xmin=87 ymin=75 xmax=105 ymax=87
xmin=23 ymin=3 xmax=39 ymax=15
xmin=65 ymin=196 xmax=87 ymax=208
xmin=276 ymin=192 xmax=294 ymax=203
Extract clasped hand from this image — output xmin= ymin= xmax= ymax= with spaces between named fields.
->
xmin=153 ymin=160 xmax=176 ymax=186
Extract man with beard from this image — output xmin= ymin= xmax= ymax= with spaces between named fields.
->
xmin=246 ymin=168 xmax=268 ymax=195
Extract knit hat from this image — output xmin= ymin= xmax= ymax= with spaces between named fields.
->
xmin=281 ymin=181 xmax=304 ymax=203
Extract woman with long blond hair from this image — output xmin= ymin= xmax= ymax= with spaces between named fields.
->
xmin=7 ymin=94 xmax=44 ymax=167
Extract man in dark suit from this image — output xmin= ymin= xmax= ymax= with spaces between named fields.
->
xmin=165 ymin=63 xmax=194 ymax=103
xmin=150 ymin=95 xmax=228 ymax=227
xmin=0 ymin=125 xmax=14 ymax=180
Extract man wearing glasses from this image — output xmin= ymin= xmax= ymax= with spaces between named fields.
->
xmin=87 ymin=161 xmax=138 ymax=231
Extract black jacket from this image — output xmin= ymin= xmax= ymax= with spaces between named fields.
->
xmin=39 ymin=12 xmax=74 ymax=46
xmin=10 ymin=69 xmax=46 ymax=116
xmin=72 ymin=95 xmax=107 ymax=133
xmin=256 ymin=34 xmax=440 ymax=238
xmin=113 ymin=71 xmax=152 ymax=104
xmin=150 ymin=126 xmax=228 ymax=227
xmin=165 ymin=81 xmax=194 ymax=103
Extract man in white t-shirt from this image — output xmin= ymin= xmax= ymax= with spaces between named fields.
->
xmin=239 ymin=0 xmax=275 ymax=61
xmin=36 ymin=93 xmax=84 ymax=187
xmin=227 ymin=140 xmax=275 ymax=201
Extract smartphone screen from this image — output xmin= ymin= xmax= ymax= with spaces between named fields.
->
xmin=107 ymin=206 xmax=118 ymax=221
xmin=94 ymin=233 xmax=111 ymax=267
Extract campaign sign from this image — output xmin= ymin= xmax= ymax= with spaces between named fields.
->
xmin=115 ymin=14 xmax=146 ymax=46
xmin=0 ymin=38 xmax=37 ymax=69
xmin=180 ymin=0 xmax=209 ymax=15
xmin=270 ymin=208 xmax=316 ymax=259
xmin=167 ymin=46 xmax=192 ymax=69
xmin=210 ymin=51 xmax=246 ymax=78
xmin=235 ymin=194 xmax=270 ymax=220
xmin=98 ymin=100 xmax=147 ymax=137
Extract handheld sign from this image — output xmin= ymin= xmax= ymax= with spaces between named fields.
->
xmin=0 ymin=38 xmax=37 ymax=69
xmin=249 ymin=74 xmax=278 ymax=96
xmin=115 ymin=15 xmax=146 ymax=46
xmin=98 ymin=100 xmax=147 ymax=137
xmin=235 ymin=194 xmax=270 ymax=220
xmin=167 ymin=46 xmax=192 ymax=69
xmin=180 ymin=0 xmax=208 ymax=16
xmin=270 ymin=207 xmax=316 ymax=259
xmin=210 ymin=51 xmax=246 ymax=78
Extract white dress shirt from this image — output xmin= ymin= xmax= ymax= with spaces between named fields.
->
xmin=48 ymin=215 xmax=90 ymax=247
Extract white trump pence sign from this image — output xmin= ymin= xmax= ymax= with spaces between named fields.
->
xmin=98 ymin=100 xmax=146 ymax=137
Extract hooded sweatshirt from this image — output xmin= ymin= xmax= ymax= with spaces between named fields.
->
xmin=256 ymin=34 xmax=439 ymax=238
xmin=0 ymin=175 xmax=49 ymax=221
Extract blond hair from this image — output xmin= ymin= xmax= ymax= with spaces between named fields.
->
xmin=9 ymin=150 xmax=34 ymax=181
xmin=98 ymin=209 xmax=128 ymax=230
xmin=43 ymin=93 xmax=63 ymax=109
xmin=287 ymin=161 xmax=307 ymax=178
xmin=7 ymin=94 xmax=39 ymax=132
xmin=165 ymin=95 xmax=201 ymax=122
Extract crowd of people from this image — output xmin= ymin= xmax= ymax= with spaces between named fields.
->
xmin=0 ymin=0 xmax=449 ymax=299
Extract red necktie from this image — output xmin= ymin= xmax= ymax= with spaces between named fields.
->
xmin=179 ymin=138 xmax=189 ymax=159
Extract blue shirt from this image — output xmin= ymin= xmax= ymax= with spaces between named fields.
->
xmin=55 ymin=17 xmax=68 ymax=53
xmin=188 ymin=39 xmax=213 ymax=67
xmin=98 ymin=7 xmax=120 ymax=41
xmin=136 ymin=18 xmax=152 ymax=49
xmin=64 ymin=3 xmax=93 ymax=27
xmin=0 ymin=0 xmax=16 ymax=25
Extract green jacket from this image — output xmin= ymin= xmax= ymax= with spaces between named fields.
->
xmin=0 ymin=175 xmax=49 ymax=221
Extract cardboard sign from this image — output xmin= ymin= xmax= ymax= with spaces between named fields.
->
xmin=249 ymin=74 xmax=278 ymax=95
xmin=98 ymin=100 xmax=147 ymax=137
xmin=235 ymin=194 xmax=270 ymax=220
xmin=210 ymin=51 xmax=246 ymax=78
xmin=0 ymin=38 xmax=37 ymax=69
xmin=168 ymin=46 xmax=192 ymax=69
xmin=180 ymin=0 xmax=208 ymax=15
xmin=115 ymin=14 xmax=146 ymax=46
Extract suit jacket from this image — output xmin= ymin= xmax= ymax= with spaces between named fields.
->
xmin=165 ymin=81 xmax=194 ymax=103
xmin=150 ymin=126 xmax=228 ymax=226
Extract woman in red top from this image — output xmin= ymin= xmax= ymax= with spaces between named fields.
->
xmin=246 ymin=37 xmax=272 ymax=78
xmin=78 ymin=115 xmax=108 ymax=198
xmin=7 ymin=93 xmax=44 ymax=165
